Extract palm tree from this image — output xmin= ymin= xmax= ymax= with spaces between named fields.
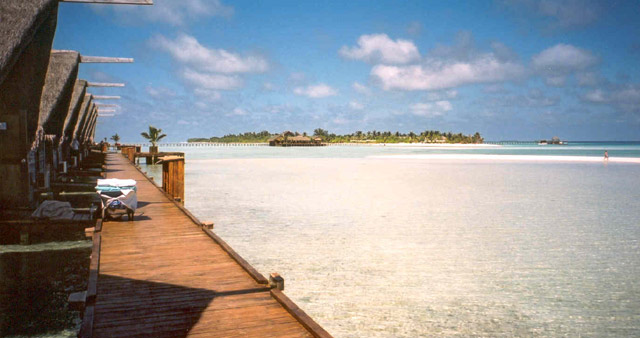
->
xmin=141 ymin=125 xmax=167 ymax=153
xmin=110 ymin=133 xmax=120 ymax=144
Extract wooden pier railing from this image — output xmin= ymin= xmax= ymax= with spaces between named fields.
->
xmin=79 ymin=153 xmax=331 ymax=337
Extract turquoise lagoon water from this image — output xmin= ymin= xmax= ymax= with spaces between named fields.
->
xmin=141 ymin=141 xmax=640 ymax=160
xmin=140 ymin=143 xmax=640 ymax=337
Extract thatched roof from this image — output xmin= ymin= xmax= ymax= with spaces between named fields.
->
xmin=81 ymin=104 xmax=97 ymax=143
xmin=73 ymin=94 xmax=93 ymax=142
xmin=88 ymin=107 xmax=98 ymax=142
xmin=61 ymin=80 xmax=87 ymax=145
xmin=289 ymin=135 xmax=311 ymax=142
xmin=39 ymin=50 xmax=81 ymax=137
xmin=0 ymin=0 xmax=58 ymax=85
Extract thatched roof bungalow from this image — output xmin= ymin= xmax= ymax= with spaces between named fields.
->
xmin=0 ymin=0 xmax=58 ymax=85
xmin=84 ymin=107 xmax=98 ymax=143
xmin=268 ymin=132 xmax=325 ymax=146
xmin=72 ymin=95 xmax=93 ymax=146
xmin=38 ymin=50 xmax=81 ymax=143
xmin=268 ymin=134 xmax=284 ymax=146
xmin=0 ymin=0 xmax=59 ymax=208
xmin=60 ymin=80 xmax=88 ymax=153
xmin=288 ymin=135 xmax=312 ymax=143
xmin=80 ymin=105 xmax=98 ymax=144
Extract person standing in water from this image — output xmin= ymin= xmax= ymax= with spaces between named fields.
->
xmin=604 ymin=150 xmax=609 ymax=161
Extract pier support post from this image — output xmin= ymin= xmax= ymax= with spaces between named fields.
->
xmin=68 ymin=291 xmax=87 ymax=312
xmin=160 ymin=156 xmax=184 ymax=205
xmin=269 ymin=273 xmax=284 ymax=291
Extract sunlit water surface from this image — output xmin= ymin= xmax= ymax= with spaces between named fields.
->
xmin=141 ymin=144 xmax=640 ymax=337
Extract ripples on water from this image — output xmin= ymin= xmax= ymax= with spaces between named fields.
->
xmin=140 ymin=145 xmax=640 ymax=337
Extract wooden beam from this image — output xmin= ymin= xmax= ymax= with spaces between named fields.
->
xmin=80 ymin=56 xmax=134 ymax=63
xmin=97 ymin=109 xmax=116 ymax=113
xmin=95 ymin=104 xmax=117 ymax=108
xmin=60 ymin=0 xmax=153 ymax=5
xmin=91 ymin=95 xmax=120 ymax=100
xmin=98 ymin=114 xmax=115 ymax=117
xmin=87 ymin=82 xmax=125 ymax=87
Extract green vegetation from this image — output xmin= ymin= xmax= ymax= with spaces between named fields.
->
xmin=141 ymin=125 xmax=167 ymax=146
xmin=188 ymin=129 xmax=483 ymax=144
xmin=189 ymin=130 xmax=274 ymax=143
xmin=110 ymin=133 xmax=120 ymax=144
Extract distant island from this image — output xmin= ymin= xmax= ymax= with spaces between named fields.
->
xmin=188 ymin=129 xmax=483 ymax=144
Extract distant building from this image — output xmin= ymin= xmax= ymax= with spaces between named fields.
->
xmin=268 ymin=132 xmax=324 ymax=147
xmin=539 ymin=136 xmax=567 ymax=145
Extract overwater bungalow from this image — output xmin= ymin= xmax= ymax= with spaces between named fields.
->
xmin=269 ymin=131 xmax=325 ymax=146
xmin=1 ymin=0 xmax=59 ymax=209
xmin=539 ymin=136 xmax=567 ymax=145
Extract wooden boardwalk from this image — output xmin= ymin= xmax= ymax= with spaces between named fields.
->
xmin=84 ymin=153 xmax=329 ymax=337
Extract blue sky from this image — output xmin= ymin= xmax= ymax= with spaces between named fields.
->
xmin=54 ymin=0 xmax=640 ymax=142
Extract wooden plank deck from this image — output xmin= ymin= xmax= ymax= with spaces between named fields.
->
xmin=88 ymin=153 xmax=330 ymax=337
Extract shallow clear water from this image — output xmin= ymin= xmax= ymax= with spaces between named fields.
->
xmin=141 ymin=141 xmax=640 ymax=161
xmin=141 ymin=144 xmax=640 ymax=337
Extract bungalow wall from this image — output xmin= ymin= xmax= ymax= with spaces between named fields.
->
xmin=0 ymin=2 xmax=58 ymax=209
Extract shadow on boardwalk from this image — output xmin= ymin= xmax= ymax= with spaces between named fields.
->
xmin=94 ymin=274 xmax=216 ymax=337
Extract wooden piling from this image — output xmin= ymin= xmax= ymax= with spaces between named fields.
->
xmin=160 ymin=156 xmax=184 ymax=204
xmin=269 ymin=272 xmax=285 ymax=291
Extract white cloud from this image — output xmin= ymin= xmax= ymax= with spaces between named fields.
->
xmin=436 ymin=100 xmax=453 ymax=111
xmin=152 ymin=34 xmax=268 ymax=74
xmin=545 ymin=76 xmax=566 ymax=87
xmin=427 ymin=90 xmax=458 ymax=101
xmin=352 ymin=82 xmax=371 ymax=95
xmin=232 ymin=107 xmax=247 ymax=116
xmin=532 ymin=43 xmax=598 ymax=75
xmin=193 ymin=88 xmax=222 ymax=101
xmin=181 ymin=68 xmax=242 ymax=90
xmin=146 ymin=86 xmax=176 ymax=99
xmin=293 ymin=84 xmax=338 ymax=98
xmin=339 ymin=34 xmax=420 ymax=64
xmin=577 ymin=72 xmax=599 ymax=86
xmin=501 ymin=0 xmax=601 ymax=30
xmin=536 ymin=0 xmax=600 ymax=28
xmin=583 ymin=89 xmax=606 ymax=103
xmin=410 ymin=100 xmax=452 ymax=117
xmin=349 ymin=101 xmax=364 ymax=110
xmin=484 ymin=88 xmax=559 ymax=107
xmin=372 ymin=54 xmax=526 ymax=91
xmin=263 ymin=82 xmax=275 ymax=91
xmin=332 ymin=117 xmax=350 ymax=125
xmin=483 ymin=84 xmax=507 ymax=93
xmin=289 ymin=72 xmax=306 ymax=83
xmin=583 ymin=85 xmax=640 ymax=113
xmin=150 ymin=34 xmax=268 ymax=96
xmin=431 ymin=31 xmax=477 ymax=61
xmin=95 ymin=0 xmax=233 ymax=26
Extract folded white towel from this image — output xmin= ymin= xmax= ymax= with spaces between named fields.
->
xmin=96 ymin=178 xmax=137 ymax=187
